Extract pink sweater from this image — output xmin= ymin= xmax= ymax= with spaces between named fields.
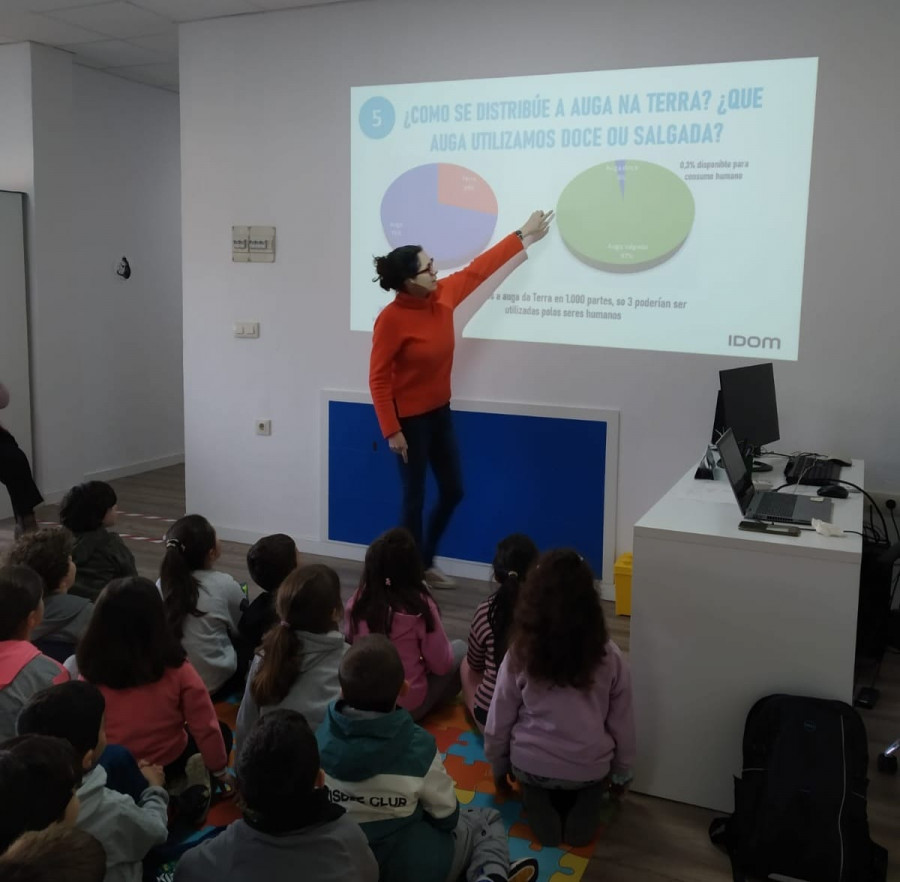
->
xmin=96 ymin=662 xmax=227 ymax=772
xmin=345 ymin=592 xmax=455 ymax=711
xmin=485 ymin=641 xmax=635 ymax=783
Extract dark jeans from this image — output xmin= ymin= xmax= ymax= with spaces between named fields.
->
xmin=100 ymin=744 xmax=148 ymax=801
xmin=398 ymin=404 xmax=464 ymax=569
xmin=0 ymin=427 xmax=43 ymax=517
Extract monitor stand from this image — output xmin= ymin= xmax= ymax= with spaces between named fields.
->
xmin=752 ymin=460 xmax=774 ymax=473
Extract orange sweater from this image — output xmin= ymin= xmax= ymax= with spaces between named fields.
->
xmin=369 ymin=233 xmax=525 ymax=438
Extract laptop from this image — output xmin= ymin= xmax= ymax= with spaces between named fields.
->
xmin=718 ymin=428 xmax=833 ymax=526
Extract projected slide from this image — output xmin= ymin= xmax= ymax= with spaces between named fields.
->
xmin=381 ymin=164 xmax=498 ymax=269
xmin=351 ymin=58 xmax=818 ymax=359
xmin=556 ymin=160 xmax=695 ymax=272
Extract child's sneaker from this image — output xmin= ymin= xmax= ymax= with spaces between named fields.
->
xmin=508 ymin=856 xmax=539 ymax=881
xmin=425 ymin=566 xmax=457 ymax=589
xmin=477 ymin=857 xmax=540 ymax=882
xmin=171 ymin=754 xmax=211 ymax=828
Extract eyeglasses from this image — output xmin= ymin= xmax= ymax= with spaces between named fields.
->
xmin=412 ymin=258 xmax=435 ymax=278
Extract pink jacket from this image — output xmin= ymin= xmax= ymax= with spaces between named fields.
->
xmin=96 ymin=662 xmax=227 ymax=772
xmin=0 ymin=641 xmax=69 ymax=741
xmin=344 ymin=592 xmax=455 ymax=711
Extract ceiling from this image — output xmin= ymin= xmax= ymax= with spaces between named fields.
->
xmin=0 ymin=0 xmax=350 ymax=92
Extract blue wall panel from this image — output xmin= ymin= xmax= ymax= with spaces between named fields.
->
xmin=328 ymin=402 xmax=607 ymax=578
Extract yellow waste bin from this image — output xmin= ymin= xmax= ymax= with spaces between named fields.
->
xmin=614 ymin=552 xmax=633 ymax=616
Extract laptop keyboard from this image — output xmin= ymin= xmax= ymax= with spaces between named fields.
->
xmin=754 ymin=493 xmax=797 ymax=520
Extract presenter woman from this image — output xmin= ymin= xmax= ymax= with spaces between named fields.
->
xmin=0 ymin=382 xmax=43 ymax=537
xmin=369 ymin=210 xmax=554 ymax=587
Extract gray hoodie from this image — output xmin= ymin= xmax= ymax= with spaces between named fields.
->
xmin=235 ymin=630 xmax=347 ymax=754
xmin=174 ymin=808 xmax=378 ymax=882
xmin=31 ymin=592 xmax=93 ymax=645
xmin=76 ymin=764 xmax=169 ymax=882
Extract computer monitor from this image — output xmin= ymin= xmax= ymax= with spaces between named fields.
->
xmin=715 ymin=362 xmax=780 ymax=455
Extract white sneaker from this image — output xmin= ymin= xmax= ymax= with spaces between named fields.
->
xmin=425 ymin=566 xmax=457 ymax=589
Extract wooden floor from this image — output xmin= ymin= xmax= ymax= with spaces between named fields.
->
xmin=2 ymin=464 xmax=898 ymax=881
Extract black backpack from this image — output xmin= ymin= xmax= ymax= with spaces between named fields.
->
xmin=709 ymin=694 xmax=887 ymax=882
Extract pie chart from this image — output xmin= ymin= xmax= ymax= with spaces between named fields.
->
xmin=557 ymin=160 xmax=695 ymax=272
xmin=380 ymin=164 xmax=498 ymax=270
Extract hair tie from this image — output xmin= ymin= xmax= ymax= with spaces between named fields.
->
xmin=508 ymin=570 xmax=518 ymax=579
xmin=280 ymin=620 xmax=291 ymax=629
xmin=165 ymin=539 xmax=184 ymax=552
xmin=384 ymin=577 xmax=391 ymax=587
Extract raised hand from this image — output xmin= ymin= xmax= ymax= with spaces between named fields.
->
xmin=519 ymin=209 xmax=555 ymax=243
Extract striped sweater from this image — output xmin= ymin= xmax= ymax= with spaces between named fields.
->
xmin=466 ymin=598 xmax=502 ymax=716
xmin=316 ymin=700 xmax=459 ymax=882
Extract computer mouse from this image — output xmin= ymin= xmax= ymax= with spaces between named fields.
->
xmin=819 ymin=484 xmax=849 ymax=499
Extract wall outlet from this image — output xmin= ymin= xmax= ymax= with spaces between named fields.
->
xmin=233 ymin=322 xmax=260 ymax=338
xmin=256 ymin=419 xmax=272 ymax=436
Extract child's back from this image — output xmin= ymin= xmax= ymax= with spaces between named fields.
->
xmin=160 ymin=515 xmax=245 ymax=694
xmin=346 ymin=528 xmax=463 ymax=720
xmin=176 ymin=710 xmax=377 ymax=882
xmin=346 ymin=593 xmax=454 ymax=711
xmin=483 ymin=549 xmax=636 ymax=848
xmin=317 ymin=692 xmax=459 ymax=879
xmin=0 ymin=566 xmax=69 ymax=740
xmin=238 ymin=533 xmax=299 ymax=651
xmin=76 ymin=578 xmax=228 ymax=779
xmin=317 ymin=635 xmax=513 ymax=882
xmin=60 ymin=481 xmax=137 ymax=602
xmin=0 ymin=642 xmax=68 ymax=741
xmin=6 ymin=527 xmax=91 ymax=659
xmin=178 ymin=569 xmax=245 ymax=692
xmin=71 ymin=528 xmax=137 ymax=601
xmin=17 ymin=681 xmax=169 ymax=882
xmin=236 ymin=565 xmax=347 ymax=750
xmin=486 ymin=639 xmax=634 ymax=780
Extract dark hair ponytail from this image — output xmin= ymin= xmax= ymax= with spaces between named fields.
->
xmin=250 ymin=564 xmax=342 ymax=707
xmin=159 ymin=514 xmax=216 ymax=639
xmin=487 ymin=533 xmax=538 ymax=663
xmin=351 ymin=527 xmax=436 ymax=637
xmin=373 ymin=245 xmax=422 ymax=292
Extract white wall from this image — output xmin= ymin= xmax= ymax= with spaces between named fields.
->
xmin=0 ymin=44 xmax=183 ymax=507
xmin=0 ymin=192 xmax=32 ymax=522
xmin=72 ymin=66 xmax=184 ymax=481
xmin=179 ymin=0 xmax=900 ymax=554
xmin=0 ymin=44 xmax=35 ymax=522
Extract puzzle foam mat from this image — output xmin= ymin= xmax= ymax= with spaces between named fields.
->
xmin=155 ymin=699 xmax=613 ymax=881
xmin=423 ymin=701 xmax=616 ymax=882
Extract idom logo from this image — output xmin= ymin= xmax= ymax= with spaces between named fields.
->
xmin=728 ymin=334 xmax=781 ymax=350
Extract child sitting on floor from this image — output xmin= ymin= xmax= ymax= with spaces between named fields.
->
xmin=0 ymin=565 xmax=69 ymax=740
xmin=317 ymin=634 xmax=536 ymax=882
xmin=239 ymin=533 xmax=300 ymax=651
xmin=236 ymin=564 xmax=347 ymax=751
xmin=75 ymin=576 xmax=230 ymax=827
xmin=0 ymin=825 xmax=106 ymax=882
xmin=160 ymin=514 xmax=248 ymax=697
xmin=462 ymin=533 xmax=538 ymax=731
xmin=6 ymin=527 xmax=91 ymax=662
xmin=345 ymin=528 xmax=463 ymax=720
xmin=484 ymin=549 xmax=635 ymax=848
xmin=0 ymin=733 xmax=82 ymax=851
xmin=60 ymin=481 xmax=137 ymax=601
xmin=175 ymin=709 xmax=378 ymax=882
xmin=0 ymin=824 xmax=106 ymax=882
xmin=17 ymin=681 xmax=169 ymax=882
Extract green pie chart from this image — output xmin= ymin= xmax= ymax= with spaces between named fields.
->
xmin=557 ymin=160 xmax=695 ymax=272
